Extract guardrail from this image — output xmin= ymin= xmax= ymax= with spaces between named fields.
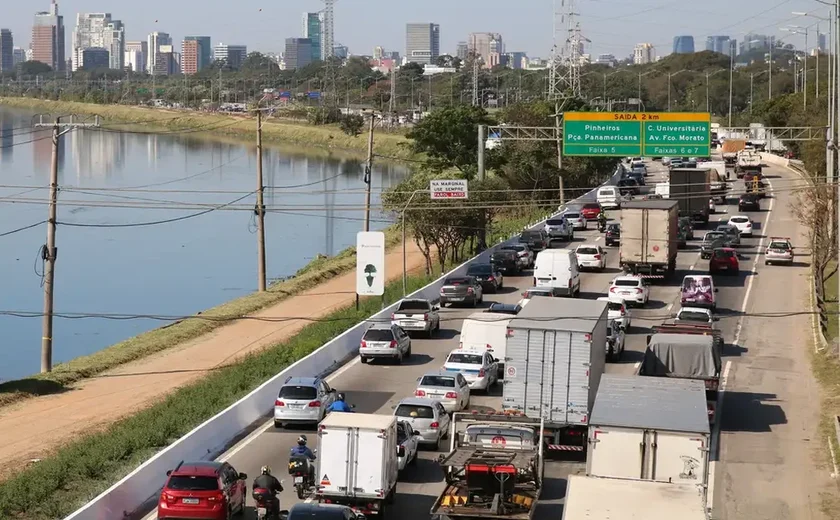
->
xmin=64 ymin=164 xmax=626 ymax=520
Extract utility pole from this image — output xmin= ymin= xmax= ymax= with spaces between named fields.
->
xmin=358 ymin=112 xmax=375 ymax=311
xmin=34 ymin=115 xmax=100 ymax=373
xmin=255 ymin=109 xmax=267 ymax=292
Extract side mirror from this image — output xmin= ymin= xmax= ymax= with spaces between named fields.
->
xmin=239 ymin=472 xmax=248 ymax=480
xmin=413 ymin=430 xmax=421 ymax=436
xmin=397 ymin=446 xmax=406 ymax=457
xmin=166 ymin=470 xmax=173 ymax=477
xmin=351 ymin=404 xmax=357 ymax=409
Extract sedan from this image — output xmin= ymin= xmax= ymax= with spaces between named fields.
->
xmin=393 ymin=398 xmax=450 ymax=449
xmin=563 ymin=211 xmax=588 ymax=230
xmin=396 ymin=421 xmax=420 ymax=471
xmin=738 ymin=193 xmax=761 ymax=211
xmin=608 ymin=275 xmax=650 ymax=307
xmin=727 ymin=215 xmax=753 ymax=236
xmin=443 ymin=348 xmax=499 ymax=392
xmin=439 ymin=276 xmax=484 ymax=307
xmin=575 ymin=244 xmax=607 ymax=271
xmin=597 ymin=296 xmax=631 ymax=330
xmin=715 ymin=224 xmax=741 ymax=247
xmin=466 ymin=263 xmax=503 ymax=293
xmin=414 ymin=371 xmax=470 ymax=412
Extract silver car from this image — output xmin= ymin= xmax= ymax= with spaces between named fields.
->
xmin=393 ymin=397 xmax=451 ymax=449
xmin=273 ymin=376 xmax=338 ymax=428
xmin=360 ymin=323 xmax=412 ymax=364
xmin=562 ymin=211 xmax=588 ymax=231
xmin=414 ymin=371 xmax=471 ymax=412
xmin=544 ymin=217 xmax=574 ymax=242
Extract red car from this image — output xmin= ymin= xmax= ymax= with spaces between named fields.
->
xmin=580 ymin=202 xmax=602 ymax=220
xmin=709 ymin=248 xmax=739 ymax=275
xmin=158 ymin=461 xmax=248 ymax=519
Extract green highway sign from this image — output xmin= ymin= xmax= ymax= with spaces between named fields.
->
xmin=562 ymin=112 xmax=711 ymax=157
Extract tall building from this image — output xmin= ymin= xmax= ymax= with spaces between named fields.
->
xmin=284 ymin=38 xmax=312 ymax=70
xmin=333 ymin=44 xmax=348 ymax=59
xmin=147 ymin=31 xmax=171 ymax=73
xmin=183 ymin=36 xmax=211 ymax=70
xmin=819 ymin=33 xmax=827 ymax=52
xmin=81 ymin=47 xmax=109 ymax=70
xmin=153 ymin=44 xmax=177 ymax=75
xmin=456 ymin=41 xmax=468 ymax=60
xmin=302 ymin=12 xmax=322 ymax=62
xmin=124 ymin=40 xmax=146 ymax=72
xmin=213 ymin=43 xmax=247 ymax=70
xmin=32 ymin=0 xmax=65 ymax=70
xmin=72 ymin=13 xmax=110 ymax=70
xmin=633 ymin=43 xmax=655 ymax=64
xmin=672 ymin=35 xmax=695 ymax=54
xmin=405 ymin=23 xmax=440 ymax=65
xmin=705 ymin=35 xmax=734 ymax=57
xmin=181 ymin=40 xmax=200 ymax=74
xmin=103 ymin=21 xmax=124 ymax=69
xmin=505 ymin=51 xmax=527 ymax=69
xmin=740 ymin=33 xmax=772 ymax=54
xmin=12 ymin=47 xmax=26 ymax=66
xmin=0 ymin=30 xmax=13 ymax=73
xmin=469 ymin=32 xmax=504 ymax=69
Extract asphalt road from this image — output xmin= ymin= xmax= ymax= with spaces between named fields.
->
xmin=145 ymin=158 xmax=797 ymax=520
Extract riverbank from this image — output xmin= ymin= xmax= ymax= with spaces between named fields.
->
xmin=0 ymin=97 xmax=414 ymax=160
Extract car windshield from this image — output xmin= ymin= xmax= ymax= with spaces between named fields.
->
xmin=730 ymin=217 xmax=749 ymax=224
xmin=546 ymin=219 xmax=565 ymax=225
xmin=577 ymin=247 xmax=599 ymax=255
xmin=502 ymin=245 xmax=525 ymax=252
xmin=520 ymin=231 xmax=542 ymax=240
xmin=168 ymin=476 xmax=220 ymax=491
xmin=704 ymin=233 xmax=724 ymax=241
xmin=444 ymin=277 xmax=471 ymax=285
xmin=467 ymin=265 xmax=493 ymax=275
xmin=714 ymin=249 xmax=735 ymax=258
xmin=279 ymin=385 xmax=318 ymax=400
xmin=364 ymin=329 xmax=394 ymax=341
xmin=770 ymin=241 xmax=791 ymax=250
xmin=716 ymin=226 xmax=734 ymax=233
xmin=395 ymin=404 xmax=435 ymax=419
xmin=447 ymin=353 xmax=483 ymax=364
xmin=397 ymin=300 xmax=430 ymax=311
xmin=682 ymin=277 xmax=712 ymax=291
xmin=613 ymin=279 xmax=640 ymax=287
xmin=419 ymin=375 xmax=455 ymax=388
xmin=491 ymin=252 xmax=515 ymax=260
xmin=607 ymin=224 xmax=620 ymax=231
xmin=606 ymin=301 xmax=623 ymax=311
xmin=678 ymin=311 xmax=711 ymax=321
xmin=565 ymin=213 xmax=581 ymax=219
xmin=584 ymin=204 xmax=599 ymax=210
xmin=600 ymin=189 xmax=615 ymax=195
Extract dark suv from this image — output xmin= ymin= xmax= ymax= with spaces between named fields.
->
xmin=489 ymin=249 xmax=520 ymax=275
xmin=157 ymin=461 xmax=247 ymax=520
xmin=605 ymin=223 xmax=620 ymax=246
xmin=738 ymin=193 xmax=761 ymax=211
xmin=466 ymin=263 xmax=503 ymax=293
xmin=519 ymin=230 xmax=548 ymax=252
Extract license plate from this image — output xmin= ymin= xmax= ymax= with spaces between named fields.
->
xmin=289 ymin=404 xmax=305 ymax=409
xmin=401 ymin=321 xmax=417 ymax=327
xmin=718 ymin=266 xmax=728 ymax=270
xmin=257 ymin=507 xmax=267 ymax=515
xmin=449 ymin=297 xmax=464 ymax=301
xmin=182 ymin=498 xmax=199 ymax=504
xmin=294 ymin=476 xmax=304 ymax=483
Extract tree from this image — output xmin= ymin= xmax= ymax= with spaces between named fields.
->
xmin=241 ymin=52 xmax=280 ymax=75
xmin=400 ymin=62 xmax=425 ymax=80
xmin=17 ymin=61 xmax=52 ymax=76
xmin=339 ymin=113 xmax=365 ymax=136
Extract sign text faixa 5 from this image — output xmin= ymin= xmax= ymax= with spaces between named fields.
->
xmin=430 ymin=179 xmax=469 ymax=200
xmin=357 ymin=231 xmax=385 ymax=296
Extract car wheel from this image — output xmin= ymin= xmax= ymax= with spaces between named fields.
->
xmin=274 ymin=420 xmax=283 ymax=429
xmin=765 ymin=260 xmax=769 ymax=265
xmin=360 ymin=356 xmax=369 ymax=364
xmin=406 ymin=343 xmax=412 ymax=357
xmin=464 ymin=395 xmax=471 ymax=410
xmin=433 ymin=434 xmax=441 ymax=451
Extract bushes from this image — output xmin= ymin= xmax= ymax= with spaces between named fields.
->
xmin=0 ymin=270 xmax=439 ymax=520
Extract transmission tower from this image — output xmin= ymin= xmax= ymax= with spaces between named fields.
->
xmin=321 ymin=0 xmax=336 ymax=59
xmin=548 ymin=0 xmax=583 ymax=99
xmin=472 ymin=56 xmax=480 ymax=107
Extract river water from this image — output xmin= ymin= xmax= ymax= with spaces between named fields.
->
xmin=0 ymin=108 xmax=409 ymax=381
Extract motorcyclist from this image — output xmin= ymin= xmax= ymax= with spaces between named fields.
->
xmin=597 ymin=211 xmax=607 ymax=231
xmin=327 ymin=393 xmax=354 ymax=413
xmin=289 ymin=435 xmax=317 ymax=482
xmin=252 ymin=465 xmax=283 ymax=512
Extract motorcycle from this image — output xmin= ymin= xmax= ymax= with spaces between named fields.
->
xmin=253 ymin=488 xmax=280 ymax=520
xmin=597 ymin=219 xmax=607 ymax=233
xmin=288 ymin=451 xmax=317 ymax=499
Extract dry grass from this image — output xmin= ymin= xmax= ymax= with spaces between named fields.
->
xmin=0 ymin=97 xmax=413 ymax=159
xmin=0 ymin=227 xmax=403 ymax=408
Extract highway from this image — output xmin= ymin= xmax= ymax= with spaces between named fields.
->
xmin=145 ymin=158 xmax=804 ymax=520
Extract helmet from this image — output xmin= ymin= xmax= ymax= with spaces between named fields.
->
xmin=337 ymin=392 xmax=346 ymax=402
xmin=261 ymin=465 xmax=271 ymax=475
xmin=298 ymin=435 xmax=308 ymax=446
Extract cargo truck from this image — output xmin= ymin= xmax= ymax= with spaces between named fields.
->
xmin=430 ymin=413 xmax=544 ymax=520
xmin=669 ymin=168 xmax=711 ymax=224
xmin=562 ymin=475 xmax=709 ymax=520
xmin=736 ymin=151 xmax=762 ymax=177
xmin=721 ymin=139 xmax=745 ymax=165
xmin=618 ymin=200 xmax=679 ymax=278
xmin=502 ymin=297 xmax=608 ymax=452
xmin=586 ymin=374 xmax=711 ymax=490
xmin=315 ymin=413 xmax=399 ymax=517
xmin=705 ymin=161 xmax=729 ymax=202
xmin=638 ymin=327 xmax=722 ymax=424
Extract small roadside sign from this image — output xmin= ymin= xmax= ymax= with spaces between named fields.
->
xmin=430 ymin=179 xmax=468 ymax=200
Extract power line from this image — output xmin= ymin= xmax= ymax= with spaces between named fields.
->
xmin=0 ymin=220 xmax=47 ymax=238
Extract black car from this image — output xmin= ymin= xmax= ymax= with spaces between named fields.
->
xmin=485 ymin=303 xmax=522 ymax=315
xmin=700 ymin=232 xmax=729 ymax=259
xmin=605 ymin=223 xmax=620 ymax=246
xmin=466 ymin=263 xmax=503 ymax=293
xmin=286 ymin=503 xmax=364 ymax=520
xmin=518 ymin=230 xmax=548 ymax=252
xmin=624 ymin=171 xmax=646 ymax=186
xmin=616 ymin=178 xmax=640 ymax=195
xmin=489 ymin=250 xmax=520 ymax=275
xmin=738 ymin=193 xmax=761 ymax=211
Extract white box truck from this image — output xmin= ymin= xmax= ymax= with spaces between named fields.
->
xmin=459 ymin=312 xmax=513 ymax=378
xmin=619 ymin=200 xmax=679 ymax=278
xmin=502 ymin=297 xmax=608 ymax=451
xmin=586 ymin=374 xmax=711 ymax=488
xmin=315 ymin=413 xmax=399 ymax=517
xmin=562 ymin=475 xmax=709 ymax=520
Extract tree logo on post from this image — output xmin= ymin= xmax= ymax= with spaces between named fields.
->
xmin=364 ymin=264 xmax=377 ymax=287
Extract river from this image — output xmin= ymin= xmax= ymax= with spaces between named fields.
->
xmin=0 ymin=108 xmax=409 ymax=381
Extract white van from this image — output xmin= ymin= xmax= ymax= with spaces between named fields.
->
xmin=654 ymin=182 xmax=670 ymax=198
xmin=597 ymin=186 xmax=620 ymax=209
xmin=533 ymin=249 xmax=581 ymax=297
xmin=459 ymin=312 xmax=512 ymax=377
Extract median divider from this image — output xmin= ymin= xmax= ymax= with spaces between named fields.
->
xmin=64 ymin=165 xmax=625 ymax=520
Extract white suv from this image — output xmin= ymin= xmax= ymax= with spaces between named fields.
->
xmin=544 ymin=217 xmax=574 ymax=242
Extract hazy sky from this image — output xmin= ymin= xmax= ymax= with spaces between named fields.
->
xmin=2 ymin=0 xmax=832 ymax=59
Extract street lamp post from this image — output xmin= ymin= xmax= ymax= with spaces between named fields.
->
xmin=401 ymin=190 xmax=426 ymax=295
xmin=749 ymin=70 xmax=768 ymax=114
xmin=783 ymin=26 xmax=810 ymax=107
xmin=728 ymin=45 xmax=734 ymax=127
xmin=705 ymin=69 xmax=726 ymax=113
xmin=638 ymin=70 xmax=655 ymax=111
xmin=667 ymin=69 xmax=687 ymax=111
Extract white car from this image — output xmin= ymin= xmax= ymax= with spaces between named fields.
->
xmin=674 ymin=306 xmax=715 ymax=326
xmin=396 ymin=420 xmax=420 ymax=471
xmin=563 ymin=211 xmax=588 ymax=230
xmin=765 ymin=237 xmax=794 ymax=265
xmin=414 ymin=371 xmax=470 ymax=412
xmin=709 ymin=198 xmax=716 ymax=214
xmin=575 ymin=244 xmax=607 ymax=271
xmin=518 ymin=287 xmax=556 ymax=307
xmin=662 ymin=157 xmax=672 ymax=165
xmin=606 ymin=320 xmax=626 ymax=362
xmin=597 ymin=296 xmax=631 ymax=330
xmin=544 ymin=217 xmax=574 ymax=241
xmin=727 ymin=215 xmax=753 ymax=236
xmin=443 ymin=348 xmax=499 ymax=392
xmin=608 ymin=275 xmax=650 ymax=307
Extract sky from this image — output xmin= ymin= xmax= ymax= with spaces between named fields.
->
xmin=1 ymin=0 xmax=833 ymax=60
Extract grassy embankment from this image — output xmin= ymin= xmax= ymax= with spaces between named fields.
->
xmin=0 ymin=97 xmax=413 ymax=159
xmin=0 ymin=210 xmax=536 ymax=520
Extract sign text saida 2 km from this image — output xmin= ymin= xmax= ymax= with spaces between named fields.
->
xmin=562 ymin=112 xmax=711 ymax=158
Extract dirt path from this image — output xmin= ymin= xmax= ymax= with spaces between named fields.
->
xmin=0 ymin=241 xmax=428 ymax=480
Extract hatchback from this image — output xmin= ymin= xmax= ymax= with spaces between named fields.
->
xmin=158 ymin=461 xmax=247 ymax=520
xmin=738 ymin=193 xmax=761 ymax=212
xmin=709 ymin=247 xmax=739 ymax=275
xmin=700 ymin=231 xmax=729 ymax=259
xmin=580 ymin=202 xmax=602 ymax=220
xmin=499 ymin=243 xmax=534 ymax=268
xmin=489 ymin=249 xmax=521 ymax=275
xmin=674 ymin=306 xmax=715 ymax=325
xmin=715 ymin=224 xmax=741 ymax=246
xmin=597 ymin=296 xmax=631 ymax=330
xmin=608 ymin=275 xmax=650 ymax=306
xmin=563 ymin=211 xmax=588 ymax=230
xmin=575 ymin=244 xmax=606 ymax=271
xmin=765 ymin=237 xmax=794 ymax=265
xmin=359 ymin=323 xmax=412 ymax=364
xmin=727 ymin=215 xmax=753 ymax=236
xmin=466 ymin=263 xmax=503 ymax=293
xmin=393 ymin=398 xmax=451 ymax=449
xmin=605 ymin=223 xmax=621 ymax=246
xmin=443 ymin=348 xmax=499 ymax=391
xmin=274 ymin=376 xmax=338 ymax=428
xmin=414 ymin=371 xmax=471 ymax=412
xmin=544 ymin=217 xmax=574 ymax=241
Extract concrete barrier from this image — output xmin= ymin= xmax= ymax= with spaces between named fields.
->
xmin=63 ymin=165 xmax=626 ymax=520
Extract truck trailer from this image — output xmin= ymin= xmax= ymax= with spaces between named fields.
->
xmin=586 ymin=374 xmax=711 ymax=490
xmin=669 ymin=168 xmax=711 ymax=224
xmin=618 ymin=200 xmax=679 ymax=278
xmin=502 ymin=297 xmax=608 ymax=452
xmin=315 ymin=413 xmax=400 ymax=517
xmin=721 ymin=139 xmax=746 ymax=165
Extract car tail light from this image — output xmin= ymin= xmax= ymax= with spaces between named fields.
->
xmin=635 ymin=288 xmax=643 ymax=294
xmin=488 ymin=276 xmax=495 ymax=282
xmin=415 ymin=389 xmax=426 ymax=397
xmin=445 ymin=392 xmax=458 ymax=399
xmin=430 ymin=422 xmax=440 ymax=429
xmin=609 ymin=287 xmax=617 ymax=293
xmin=309 ymin=400 xmax=321 ymax=407
xmin=423 ymin=313 xmax=429 ymax=320
xmin=389 ymin=340 xmax=397 ymax=349
xmin=486 ymin=344 xmax=492 ymax=350
xmin=163 ymin=492 xmax=177 ymax=503
xmin=479 ymin=368 xmax=486 ymax=377
xmin=620 ymin=308 xmax=626 ymax=316
xmin=594 ymin=254 xmax=601 ymax=260
xmin=275 ymin=400 xmax=285 ymax=407
xmin=467 ymin=287 xmax=474 ymax=294
xmin=208 ymin=492 xmax=224 ymax=503
xmin=390 ymin=313 xmax=395 ymax=320
xmin=361 ymin=340 xmax=367 ymax=349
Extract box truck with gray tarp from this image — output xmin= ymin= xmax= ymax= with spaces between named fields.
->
xmin=669 ymin=168 xmax=711 ymax=224
xmin=502 ymin=297 xmax=608 ymax=452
